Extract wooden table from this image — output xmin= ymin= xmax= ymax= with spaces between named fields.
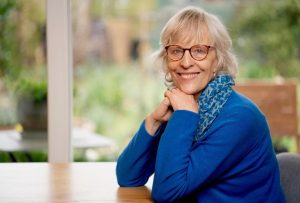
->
xmin=0 ymin=162 xmax=153 ymax=203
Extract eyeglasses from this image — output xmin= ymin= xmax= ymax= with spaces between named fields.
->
xmin=165 ymin=44 xmax=213 ymax=61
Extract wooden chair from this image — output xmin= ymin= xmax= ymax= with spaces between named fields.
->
xmin=234 ymin=80 xmax=299 ymax=153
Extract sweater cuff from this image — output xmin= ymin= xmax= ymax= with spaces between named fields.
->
xmin=139 ymin=120 xmax=165 ymax=140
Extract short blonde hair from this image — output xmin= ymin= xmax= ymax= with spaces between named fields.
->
xmin=156 ymin=6 xmax=238 ymax=78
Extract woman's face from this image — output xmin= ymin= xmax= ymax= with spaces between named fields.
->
xmin=166 ymin=33 xmax=217 ymax=97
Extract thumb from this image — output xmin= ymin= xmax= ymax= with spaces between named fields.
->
xmin=162 ymin=109 xmax=173 ymax=121
xmin=155 ymin=97 xmax=171 ymax=118
xmin=162 ymin=97 xmax=170 ymax=106
xmin=160 ymin=97 xmax=171 ymax=110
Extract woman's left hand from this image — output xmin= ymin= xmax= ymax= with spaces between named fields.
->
xmin=165 ymin=88 xmax=199 ymax=113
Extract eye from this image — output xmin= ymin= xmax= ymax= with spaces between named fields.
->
xmin=170 ymin=47 xmax=183 ymax=55
xmin=192 ymin=47 xmax=206 ymax=55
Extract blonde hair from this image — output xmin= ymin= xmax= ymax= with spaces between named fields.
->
xmin=156 ymin=6 xmax=238 ymax=78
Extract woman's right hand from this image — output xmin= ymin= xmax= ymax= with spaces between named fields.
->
xmin=145 ymin=97 xmax=173 ymax=136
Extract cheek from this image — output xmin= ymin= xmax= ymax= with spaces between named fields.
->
xmin=204 ymin=58 xmax=218 ymax=75
xmin=166 ymin=63 xmax=178 ymax=75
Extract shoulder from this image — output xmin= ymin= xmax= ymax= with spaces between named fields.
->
xmin=225 ymin=90 xmax=265 ymax=118
xmin=215 ymin=90 xmax=268 ymax=133
xmin=201 ymin=90 xmax=270 ymax=149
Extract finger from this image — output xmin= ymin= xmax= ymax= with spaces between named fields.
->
xmin=171 ymin=88 xmax=179 ymax=94
xmin=171 ymin=87 xmax=179 ymax=92
xmin=159 ymin=98 xmax=171 ymax=112
xmin=173 ymin=88 xmax=186 ymax=95
xmin=156 ymin=98 xmax=170 ymax=115
xmin=167 ymin=86 xmax=176 ymax=91
xmin=162 ymin=97 xmax=170 ymax=106
xmin=162 ymin=109 xmax=173 ymax=121
xmin=164 ymin=90 xmax=172 ymax=98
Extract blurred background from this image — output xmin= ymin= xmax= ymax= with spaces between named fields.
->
xmin=0 ymin=0 xmax=299 ymax=162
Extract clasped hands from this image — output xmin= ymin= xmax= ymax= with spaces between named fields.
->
xmin=145 ymin=88 xmax=199 ymax=135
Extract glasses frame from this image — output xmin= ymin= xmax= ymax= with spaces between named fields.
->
xmin=165 ymin=44 xmax=213 ymax=61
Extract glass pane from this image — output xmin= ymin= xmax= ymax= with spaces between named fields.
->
xmin=71 ymin=0 xmax=299 ymax=161
xmin=0 ymin=0 xmax=47 ymax=162
xmin=72 ymin=0 xmax=166 ymax=162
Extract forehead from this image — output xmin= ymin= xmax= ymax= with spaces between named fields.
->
xmin=168 ymin=25 xmax=211 ymax=46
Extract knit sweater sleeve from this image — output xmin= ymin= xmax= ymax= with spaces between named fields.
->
xmin=152 ymin=108 xmax=264 ymax=202
xmin=116 ymin=121 xmax=165 ymax=187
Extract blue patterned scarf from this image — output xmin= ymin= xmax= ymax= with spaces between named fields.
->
xmin=194 ymin=74 xmax=235 ymax=142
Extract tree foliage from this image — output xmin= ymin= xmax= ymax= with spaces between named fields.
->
xmin=0 ymin=0 xmax=46 ymax=81
xmin=0 ymin=0 xmax=19 ymax=78
xmin=231 ymin=0 xmax=300 ymax=78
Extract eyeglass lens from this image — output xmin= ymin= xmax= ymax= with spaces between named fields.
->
xmin=166 ymin=45 xmax=210 ymax=61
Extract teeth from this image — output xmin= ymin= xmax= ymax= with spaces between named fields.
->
xmin=180 ymin=73 xmax=198 ymax=79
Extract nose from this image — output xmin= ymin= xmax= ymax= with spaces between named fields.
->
xmin=180 ymin=50 xmax=194 ymax=68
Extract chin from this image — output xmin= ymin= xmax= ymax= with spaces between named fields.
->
xmin=180 ymin=87 xmax=200 ymax=96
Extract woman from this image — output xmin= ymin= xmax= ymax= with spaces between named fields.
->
xmin=116 ymin=6 xmax=285 ymax=203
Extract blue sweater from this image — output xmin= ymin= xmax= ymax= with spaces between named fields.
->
xmin=116 ymin=91 xmax=285 ymax=203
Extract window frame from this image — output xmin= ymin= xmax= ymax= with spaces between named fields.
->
xmin=47 ymin=0 xmax=73 ymax=163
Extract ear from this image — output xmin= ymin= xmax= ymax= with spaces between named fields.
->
xmin=165 ymin=72 xmax=172 ymax=82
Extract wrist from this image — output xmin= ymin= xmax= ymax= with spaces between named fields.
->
xmin=145 ymin=115 xmax=162 ymax=136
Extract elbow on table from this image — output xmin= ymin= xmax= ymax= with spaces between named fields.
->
xmin=117 ymin=178 xmax=146 ymax=187
xmin=117 ymin=176 xmax=130 ymax=187
xmin=116 ymin=171 xmax=134 ymax=187
xmin=116 ymin=161 xmax=148 ymax=187
xmin=116 ymin=166 xmax=131 ymax=187
xmin=116 ymin=172 xmax=147 ymax=187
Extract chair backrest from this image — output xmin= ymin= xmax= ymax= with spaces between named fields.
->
xmin=234 ymin=80 xmax=299 ymax=153
xmin=276 ymin=152 xmax=300 ymax=203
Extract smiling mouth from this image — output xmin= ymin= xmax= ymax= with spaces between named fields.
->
xmin=178 ymin=73 xmax=200 ymax=79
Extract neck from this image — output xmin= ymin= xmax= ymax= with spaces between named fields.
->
xmin=194 ymin=92 xmax=201 ymax=102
